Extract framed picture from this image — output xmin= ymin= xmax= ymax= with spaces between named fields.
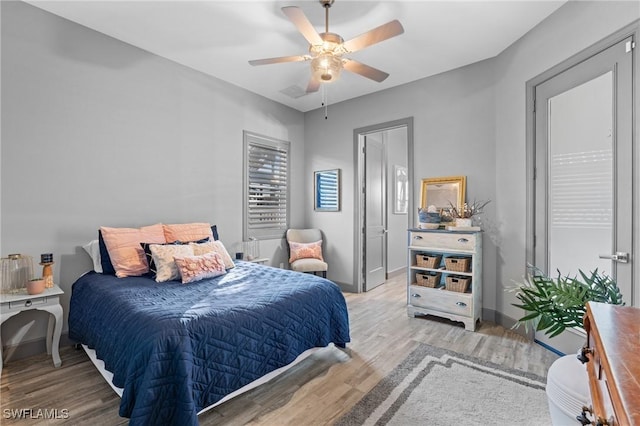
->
xmin=420 ymin=175 xmax=466 ymax=211
xmin=394 ymin=165 xmax=408 ymax=214
xmin=314 ymin=169 xmax=341 ymax=212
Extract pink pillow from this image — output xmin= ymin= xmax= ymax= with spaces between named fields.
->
xmin=163 ymin=223 xmax=213 ymax=243
xmin=173 ymin=251 xmax=226 ymax=284
xmin=289 ymin=240 xmax=324 ymax=263
xmin=100 ymin=224 xmax=166 ymax=278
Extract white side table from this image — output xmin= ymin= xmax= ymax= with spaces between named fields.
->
xmin=0 ymin=285 xmax=64 ymax=374
xmin=248 ymin=258 xmax=270 ymax=265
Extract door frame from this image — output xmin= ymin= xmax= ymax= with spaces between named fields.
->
xmin=353 ymin=117 xmax=414 ymax=293
xmin=525 ymin=21 xmax=640 ymax=316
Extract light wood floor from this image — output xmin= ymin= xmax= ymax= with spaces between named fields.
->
xmin=1 ymin=274 xmax=558 ymax=425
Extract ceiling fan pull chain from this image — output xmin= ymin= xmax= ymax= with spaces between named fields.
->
xmin=322 ymin=85 xmax=329 ymax=120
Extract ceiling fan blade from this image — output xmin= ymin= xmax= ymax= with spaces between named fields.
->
xmin=343 ymin=59 xmax=389 ymax=82
xmin=342 ymin=20 xmax=404 ymax=53
xmin=282 ymin=6 xmax=323 ymax=46
xmin=249 ymin=55 xmax=309 ymax=66
xmin=306 ymin=78 xmax=320 ymax=93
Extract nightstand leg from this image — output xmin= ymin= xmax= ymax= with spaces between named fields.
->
xmin=0 ymin=312 xmax=20 ymax=376
xmin=46 ymin=313 xmax=54 ymax=355
xmin=42 ymin=305 xmax=63 ymax=368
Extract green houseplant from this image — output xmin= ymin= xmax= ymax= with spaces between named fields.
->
xmin=512 ymin=266 xmax=624 ymax=337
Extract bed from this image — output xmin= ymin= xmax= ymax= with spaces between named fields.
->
xmin=68 ymin=261 xmax=350 ymax=425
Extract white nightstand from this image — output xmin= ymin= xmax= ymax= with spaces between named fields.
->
xmin=248 ymin=258 xmax=270 ymax=265
xmin=0 ymin=285 xmax=64 ymax=374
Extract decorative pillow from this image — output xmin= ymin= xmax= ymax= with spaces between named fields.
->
xmin=149 ymin=244 xmax=194 ymax=282
xmin=98 ymin=230 xmax=116 ymax=275
xmin=141 ymin=237 xmax=209 ymax=279
xmin=289 ymin=240 xmax=324 ymax=263
xmin=163 ymin=223 xmax=218 ymax=243
xmin=190 ymin=240 xmax=235 ymax=269
xmin=173 ymin=251 xmax=226 ymax=284
xmin=82 ymin=240 xmax=103 ymax=273
xmin=100 ymin=224 xmax=166 ymax=278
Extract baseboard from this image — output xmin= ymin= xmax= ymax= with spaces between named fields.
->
xmin=481 ymin=308 xmax=496 ymax=324
xmin=334 ymin=280 xmax=357 ymax=293
xmin=386 ymin=267 xmax=406 ymax=279
xmin=2 ymin=332 xmax=74 ymax=364
xmin=492 ymin=310 xmax=533 ymax=339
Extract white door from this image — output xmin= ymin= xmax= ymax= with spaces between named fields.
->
xmin=534 ymin=37 xmax=633 ymax=354
xmin=364 ymin=136 xmax=387 ymax=291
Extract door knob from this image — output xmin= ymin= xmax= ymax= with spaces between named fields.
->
xmin=598 ymin=252 xmax=629 ymax=263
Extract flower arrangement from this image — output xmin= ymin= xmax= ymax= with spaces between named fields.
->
xmin=448 ymin=199 xmax=491 ymax=219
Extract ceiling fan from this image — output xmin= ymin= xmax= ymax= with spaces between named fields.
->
xmin=249 ymin=0 xmax=404 ymax=94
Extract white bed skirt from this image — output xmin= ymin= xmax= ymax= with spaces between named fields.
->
xmin=82 ymin=344 xmax=324 ymax=415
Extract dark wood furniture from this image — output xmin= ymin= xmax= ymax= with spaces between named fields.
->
xmin=582 ymin=302 xmax=640 ymax=425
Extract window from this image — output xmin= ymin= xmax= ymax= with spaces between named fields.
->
xmin=243 ymin=131 xmax=290 ymax=240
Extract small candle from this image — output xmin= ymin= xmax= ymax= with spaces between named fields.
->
xmin=41 ymin=253 xmax=53 ymax=263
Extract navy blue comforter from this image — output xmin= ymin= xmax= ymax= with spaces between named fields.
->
xmin=68 ymin=262 xmax=350 ymax=425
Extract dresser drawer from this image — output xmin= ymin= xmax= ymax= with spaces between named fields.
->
xmin=8 ymin=296 xmax=47 ymax=309
xmin=409 ymin=232 xmax=475 ymax=251
xmin=409 ymin=285 xmax=472 ymax=317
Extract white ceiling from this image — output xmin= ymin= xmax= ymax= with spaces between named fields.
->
xmin=27 ymin=0 xmax=566 ymax=112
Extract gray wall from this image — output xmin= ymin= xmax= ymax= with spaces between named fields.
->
xmin=1 ymin=1 xmax=305 ymax=350
xmin=304 ymin=59 xmax=497 ymax=297
xmin=493 ymin=1 xmax=639 ymax=322
xmin=303 ymin=0 xmax=638 ymax=318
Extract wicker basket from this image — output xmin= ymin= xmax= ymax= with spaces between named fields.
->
xmin=416 ymin=272 xmax=441 ymax=288
xmin=445 ymin=275 xmax=471 ymax=293
xmin=416 ymin=253 xmax=442 ymax=269
xmin=444 ymin=256 xmax=471 ymax=272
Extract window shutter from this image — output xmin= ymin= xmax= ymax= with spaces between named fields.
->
xmin=244 ymin=132 xmax=290 ymax=240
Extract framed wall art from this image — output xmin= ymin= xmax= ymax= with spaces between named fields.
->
xmin=314 ymin=169 xmax=341 ymax=212
xmin=394 ymin=165 xmax=408 ymax=214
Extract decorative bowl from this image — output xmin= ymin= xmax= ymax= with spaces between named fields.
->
xmin=419 ymin=223 xmax=440 ymax=229
xmin=26 ymin=278 xmax=46 ymax=295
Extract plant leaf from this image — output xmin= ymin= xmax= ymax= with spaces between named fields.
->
xmin=511 ymin=266 xmax=624 ymax=337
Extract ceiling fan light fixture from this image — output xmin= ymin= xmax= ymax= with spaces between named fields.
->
xmin=249 ymin=1 xmax=404 ymax=98
xmin=311 ymin=53 xmax=342 ymax=82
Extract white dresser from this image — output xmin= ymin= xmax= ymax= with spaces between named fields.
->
xmin=407 ymin=229 xmax=482 ymax=331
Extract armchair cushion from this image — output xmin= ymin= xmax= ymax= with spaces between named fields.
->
xmin=288 ymin=240 xmax=324 ymax=263
xmin=290 ymin=258 xmax=328 ymax=273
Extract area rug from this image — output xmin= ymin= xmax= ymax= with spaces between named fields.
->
xmin=336 ymin=343 xmax=550 ymax=426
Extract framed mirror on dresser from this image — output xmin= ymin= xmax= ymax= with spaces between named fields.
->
xmin=420 ymin=175 xmax=466 ymax=211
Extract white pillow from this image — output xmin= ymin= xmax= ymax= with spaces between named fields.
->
xmin=82 ymin=240 xmax=103 ymax=273
xmin=190 ymin=240 xmax=235 ymax=269
xmin=149 ymin=244 xmax=195 ymax=282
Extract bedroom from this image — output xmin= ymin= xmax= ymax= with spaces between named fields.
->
xmin=1 ymin=0 xmax=639 ymax=424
